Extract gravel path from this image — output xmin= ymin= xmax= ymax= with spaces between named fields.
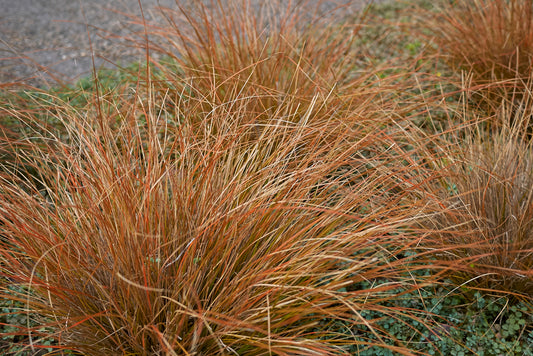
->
xmin=0 ymin=0 xmax=374 ymax=87
xmin=0 ymin=0 xmax=177 ymax=86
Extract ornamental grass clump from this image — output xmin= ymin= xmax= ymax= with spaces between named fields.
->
xmin=0 ymin=1 xmax=463 ymax=354
xmin=135 ymin=0 xmax=398 ymax=132
xmin=418 ymin=0 xmax=533 ymax=114
xmin=0 ymin=0 xmax=445 ymax=350
xmin=420 ymin=94 xmax=533 ymax=298
xmin=0 ymin=75 xmax=436 ymax=355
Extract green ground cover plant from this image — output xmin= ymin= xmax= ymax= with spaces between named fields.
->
xmin=0 ymin=0 xmax=532 ymax=355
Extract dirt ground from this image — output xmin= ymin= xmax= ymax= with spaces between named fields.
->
xmin=0 ymin=0 xmax=374 ymax=87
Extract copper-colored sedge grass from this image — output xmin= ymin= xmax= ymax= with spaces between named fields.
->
xmin=416 ymin=0 xmax=533 ymax=113
xmin=0 ymin=1 xmax=455 ymax=354
xmin=0 ymin=61 xmax=443 ymax=355
xmin=413 ymin=88 xmax=533 ymax=299
xmin=131 ymin=0 xmax=400 ymax=133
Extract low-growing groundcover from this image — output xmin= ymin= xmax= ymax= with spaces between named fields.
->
xmin=344 ymin=277 xmax=533 ymax=355
xmin=1 ymin=0 xmax=533 ymax=355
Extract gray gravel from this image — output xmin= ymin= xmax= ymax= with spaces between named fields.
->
xmin=0 ymin=0 xmax=374 ymax=87
xmin=0 ymin=0 xmax=178 ymax=86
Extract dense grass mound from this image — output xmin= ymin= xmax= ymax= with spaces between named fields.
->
xmin=418 ymin=0 xmax=533 ymax=118
xmin=418 ymin=96 xmax=533 ymax=298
